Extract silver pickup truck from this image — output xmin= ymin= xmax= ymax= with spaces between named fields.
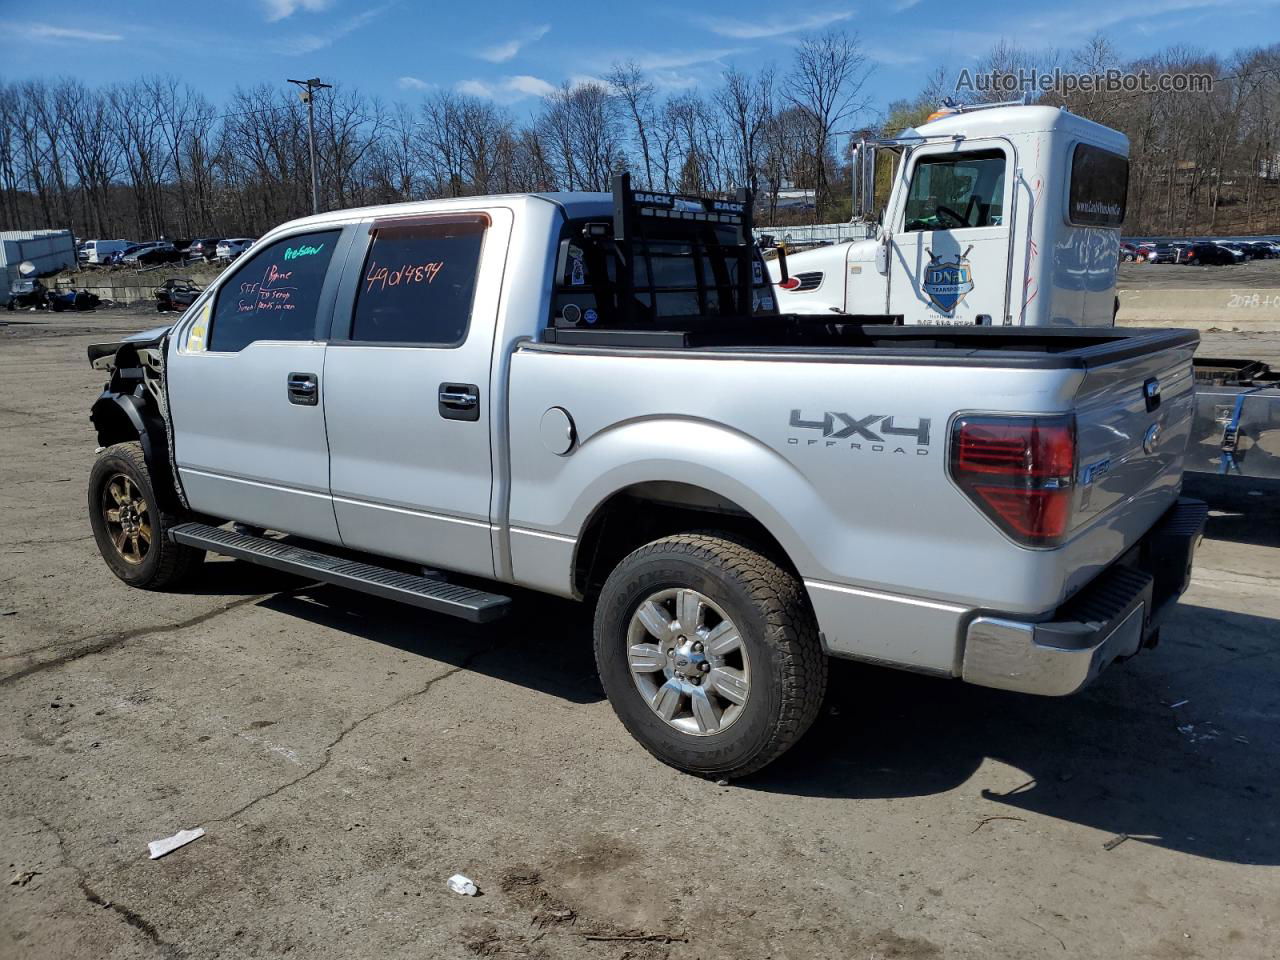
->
xmin=86 ymin=178 xmax=1206 ymax=778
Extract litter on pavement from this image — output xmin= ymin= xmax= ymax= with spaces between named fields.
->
xmin=148 ymin=827 xmax=205 ymax=860
xmin=447 ymin=874 xmax=479 ymax=896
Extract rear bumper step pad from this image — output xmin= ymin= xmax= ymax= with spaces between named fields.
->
xmin=170 ymin=522 xmax=511 ymax=623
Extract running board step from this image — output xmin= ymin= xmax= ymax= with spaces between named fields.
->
xmin=170 ymin=522 xmax=511 ymax=623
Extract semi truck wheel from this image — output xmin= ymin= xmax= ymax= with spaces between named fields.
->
xmin=593 ymin=532 xmax=826 ymax=779
xmin=88 ymin=442 xmax=203 ymax=590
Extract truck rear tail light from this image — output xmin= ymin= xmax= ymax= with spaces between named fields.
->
xmin=950 ymin=415 xmax=1076 ymax=547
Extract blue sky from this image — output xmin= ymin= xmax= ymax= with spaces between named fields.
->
xmin=0 ymin=0 xmax=1272 ymax=120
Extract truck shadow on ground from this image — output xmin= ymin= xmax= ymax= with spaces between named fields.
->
xmin=257 ymin=570 xmax=1277 ymax=866
xmin=260 ymin=585 xmax=606 ymax=705
xmin=751 ymin=601 xmax=1279 ymax=866
xmin=1183 ymin=474 xmax=1280 ymax=548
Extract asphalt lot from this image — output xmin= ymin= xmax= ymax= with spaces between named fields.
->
xmin=1 ymin=310 xmax=1278 ymax=960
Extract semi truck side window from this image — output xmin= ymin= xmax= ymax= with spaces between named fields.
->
xmin=206 ymin=230 xmax=339 ymax=352
xmin=351 ymin=218 xmax=486 ymax=346
xmin=902 ymin=150 xmax=1006 ymax=232
xmin=1068 ymin=144 xmax=1128 ymax=227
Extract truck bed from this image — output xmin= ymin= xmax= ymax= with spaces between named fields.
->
xmin=536 ymin=321 xmax=1199 ymax=368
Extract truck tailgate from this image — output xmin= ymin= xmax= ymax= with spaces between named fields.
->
xmin=1070 ymin=338 xmax=1197 ymax=532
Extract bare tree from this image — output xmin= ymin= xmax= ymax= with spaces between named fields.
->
xmin=783 ymin=28 xmax=873 ymax=219
xmin=715 ymin=65 xmax=774 ymax=195
xmin=607 ymin=61 xmax=656 ymax=188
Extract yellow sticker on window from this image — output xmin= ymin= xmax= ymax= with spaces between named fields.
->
xmin=185 ymin=302 xmax=210 ymax=353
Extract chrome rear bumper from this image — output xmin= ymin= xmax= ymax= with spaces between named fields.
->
xmin=962 ymin=498 xmax=1207 ymax=696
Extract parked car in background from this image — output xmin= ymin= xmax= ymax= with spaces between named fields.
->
xmin=80 ymin=239 xmax=132 ymax=265
xmin=1179 ymin=242 xmax=1237 ymax=265
xmin=1119 ymin=241 xmax=1139 ymax=262
xmin=154 ymin=278 xmax=203 ymax=313
xmin=215 ymin=238 xmax=255 ymax=260
xmin=1146 ymin=242 xmax=1178 ymax=263
xmin=1214 ymin=242 xmax=1248 ymax=263
xmin=139 ymin=242 xmax=184 ymax=265
xmin=6 ymin=277 xmax=50 ymax=310
xmin=121 ymin=243 xmax=163 ymax=265
xmin=186 ymin=238 xmax=223 ymax=260
xmin=1245 ymin=240 xmax=1276 ymax=259
xmin=111 ymin=245 xmax=148 ymax=265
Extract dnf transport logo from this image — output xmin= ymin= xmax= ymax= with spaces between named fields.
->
xmin=788 ymin=411 xmax=932 ymax=455
xmin=923 ymin=245 xmax=974 ymax=313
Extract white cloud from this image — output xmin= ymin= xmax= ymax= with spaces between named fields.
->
xmin=649 ymin=71 xmax=702 ymax=91
xmin=22 ymin=25 xmax=123 ymax=42
xmin=694 ymin=9 xmax=853 ymax=39
xmin=258 ymin=0 xmax=330 ymax=20
xmin=633 ymin=47 xmax=745 ymax=70
xmin=457 ymin=74 xmax=555 ymax=103
xmin=1016 ymin=0 xmax=1234 ymax=43
xmin=262 ymin=0 xmax=332 ymax=21
xmin=892 ymin=0 xmax=923 ymax=9
xmin=476 ymin=24 xmax=551 ymax=63
xmin=284 ymin=5 xmax=387 ymax=54
xmin=398 ymin=76 xmax=434 ymax=91
xmin=507 ymin=74 xmax=556 ymax=96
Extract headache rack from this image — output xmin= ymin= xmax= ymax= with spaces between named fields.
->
xmin=543 ymin=173 xmax=900 ymax=349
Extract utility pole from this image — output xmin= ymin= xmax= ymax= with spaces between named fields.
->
xmin=287 ymin=77 xmax=332 ymax=215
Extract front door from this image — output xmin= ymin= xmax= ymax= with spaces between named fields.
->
xmin=322 ymin=209 xmax=511 ymax=578
xmin=887 ymin=142 xmax=1011 ymax=325
xmin=167 ymin=227 xmax=353 ymax=542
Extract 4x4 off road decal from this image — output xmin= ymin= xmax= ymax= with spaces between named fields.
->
xmin=922 ymin=245 xmax=974 ymax=313
xmin=788 ymin=410 xmax=931 ymax=455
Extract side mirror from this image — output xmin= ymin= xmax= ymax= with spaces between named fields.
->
xmin=860 ymin=145 xmax=877 ymax=220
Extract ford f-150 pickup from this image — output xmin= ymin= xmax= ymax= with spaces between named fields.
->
xmin=86 ymin=176 xmax=1206 ymax=778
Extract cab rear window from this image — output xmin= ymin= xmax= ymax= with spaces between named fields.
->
xmin=1068 ymin=144 xmax=1128 ymax=227
xmin=552 ymin=218 xmax=773 ymax=326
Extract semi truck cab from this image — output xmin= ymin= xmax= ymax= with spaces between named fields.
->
xmin=771 ymin=103 xmax=1130 ymax=327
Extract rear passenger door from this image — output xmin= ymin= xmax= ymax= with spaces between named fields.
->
xmin=322 ymin=209 xmax=512 ymax=577
xmin=167 ymin=227 xmax=353 ymax=543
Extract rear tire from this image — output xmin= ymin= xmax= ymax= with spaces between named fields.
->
xmin=88 ymin=442 xmax=203 ymax=590
xmin=593 ymin=532 xmax=826 ymax=779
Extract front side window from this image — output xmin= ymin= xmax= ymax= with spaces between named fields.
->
xmin=206 ymin=230 xmax=339 ymax=352
xmin=351 ymin=218 xmax=486 ymax=346
xmin=1068 ymin=143 xmax=1128 ymax=227
xmin=903 ymin=150 xmax=1006 ymax=232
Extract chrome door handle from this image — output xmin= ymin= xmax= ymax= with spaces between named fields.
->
xmin=438 ymin=383 xmax=480 ymax=421
xmin=439 ymin=391 xmax=477 ymax=408
xmin=287 ymin=372 xmax=318 ymax=406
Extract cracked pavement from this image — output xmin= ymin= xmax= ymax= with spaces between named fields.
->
xmin=1 ymin=311 xmax=1278 ymax=959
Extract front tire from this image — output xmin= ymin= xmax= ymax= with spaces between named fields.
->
xmin=88 ymin=442 xmax=203 ymax=589
xmin=593 ymin=532 xmax=826 ymax=779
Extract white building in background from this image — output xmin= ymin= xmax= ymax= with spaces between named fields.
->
xmin=1 ymin=229 xmax=77 ymax=297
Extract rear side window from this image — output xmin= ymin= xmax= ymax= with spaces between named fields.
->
xmin=207 ymin=230 xmax=339 ymax=352
xmin=1068 ymin=144 xmax=1128 ymax=227
xmin=351 ymin=218 xmax=486 ymax=346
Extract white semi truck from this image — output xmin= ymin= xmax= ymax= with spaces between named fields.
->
xmin=770 ymin=102 xmax=1280 ymax=479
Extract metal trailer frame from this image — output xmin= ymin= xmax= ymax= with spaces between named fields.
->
xmin=1187 ymin=359 xmax=1280 ymax=479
